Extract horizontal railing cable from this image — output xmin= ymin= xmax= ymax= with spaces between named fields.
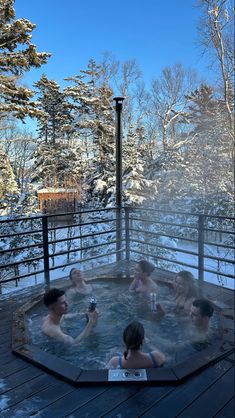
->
xmin=130 ymin=249 xmax=198 ymax=270
xmin=48 ymin=228 xmax=119 ymax=245
xmin=48 ymin=239 xmax=123 ymax=258
xmin=129 ymin=238 xmax=199 ymax=256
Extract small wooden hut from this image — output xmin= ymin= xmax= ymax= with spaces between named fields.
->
xmin=37 ymin=188 xmax=80 ymax=214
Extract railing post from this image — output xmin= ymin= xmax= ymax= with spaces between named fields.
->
xmin=42 ymin=215 xmax=50 ymax=290
xmin=198 ymin=214 xmax=204 ymax=293
xmin=125 ymin=207 xmax=130 ymax=261
xmin=114 ymin=96 xmax=125 ymax=263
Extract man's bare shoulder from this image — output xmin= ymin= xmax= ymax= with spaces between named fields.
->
xmin=42 ymin=316 xmax=74 ymax=344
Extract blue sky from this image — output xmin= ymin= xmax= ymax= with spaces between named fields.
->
xmin=15 ymin=0 xmax=212 ymax=90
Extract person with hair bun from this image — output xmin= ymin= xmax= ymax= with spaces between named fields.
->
xmin=106 ymin=321 xmax=165 ymax=369
xmin=129 ymin=260 xmax=159 ymax=296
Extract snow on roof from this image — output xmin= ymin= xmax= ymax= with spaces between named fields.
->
xmin=37 ymin=188 xmax=78 ymax=193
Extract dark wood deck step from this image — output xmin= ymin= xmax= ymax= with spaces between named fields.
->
xmin=0 ymin=328 xmax=11 ymax=337
xmin=1 ymin=380 xmax=74 ymax=417
xmin=0 ymin=366 xmax=43 ymax=395
xmin=102 ymin=386 xmax=174 ymax=418
xmin=176 ymin=366 xmax=235 ymax=418
xmin=0 ymin=343 xmax=12 ymax=355
xmin=0 ymin=351 xmax=21 ymax=367
xmin=0 ymin=358 xmax=31 ymax=378
xmin=32 ymin=386 xmax=109 ymax=418
xmin=213 ymin=397 xmax=235 ymax=418
xmin=63 ymin=386 xmax=141 ymax=418
xmin=139 ymin=359 xmax=233 ymax=418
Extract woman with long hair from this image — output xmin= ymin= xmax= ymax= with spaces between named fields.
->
xmin=106 ymin=321 xmax=165 ymax=369
xmin=174 ymin=270 xmax=198 ymax=313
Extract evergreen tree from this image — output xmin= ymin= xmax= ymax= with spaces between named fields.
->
xmin=34 ymin=75 xmax=75 ymax=143
xmin=65 ymin=59 xmax=116 ymax=206
xmin=65 ymin=59 xmax=115 ymax=158
xmin=123 ymin=125 xmax=157 ymax=205
xmin=0 ymin=0 xmax=50 ymax=120
xmin=0 ymin=144 xmax=19 ymax=212
xmin=32 ymin=142 xmax=82 ymax=189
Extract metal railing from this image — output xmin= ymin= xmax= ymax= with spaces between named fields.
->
xmin=0 ymin=207 xmax=125 ymax=292
xmin=0 ymin=206 xmax=234 ymax=292
xmin=124 ymin=207 xmax=234 ymax=288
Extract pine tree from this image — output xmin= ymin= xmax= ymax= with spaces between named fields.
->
xmin=64 ymin=59 xmax=116 ymax=206
xmin=34 ymin=75 xmax=75 ymax=143
xmin=65 ymin=59 xmax=115 ymax=157
xmin=0 ymin=144 xmax=19 ymax=212
xmin=123 ymin=125 xmax=157 ymax=205
xmin=32 ymin=142 xmax=82 ymax=189
xmin=0 ymin=0 xmax=50 ymax=120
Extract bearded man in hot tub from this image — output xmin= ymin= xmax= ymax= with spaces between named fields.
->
xmin=42 ymin=288 xmax=98 ymax=344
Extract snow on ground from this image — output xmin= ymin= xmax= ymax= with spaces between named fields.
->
xmin=170 ymin=240 xmax=234 ymax=290
xmin=0 ymin=379 xmax=10 ymax=412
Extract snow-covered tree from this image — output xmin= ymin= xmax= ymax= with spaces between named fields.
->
xmin=32 ymin=142 xmax=82 ymax=189
xmin=0 ymin=124 xmax=36 ymax=191
xmin=150 ymin=63 xmax=197 ymax=150
xmin=123 ymin=125 xmax=157 ymax=205
xmin=147 ymin=83 xmax=233 ymax=215
xmin=65 ymin=59 xmax=116 ymax=206
xmin=184 ymin=84 xmax=234 ymax=214
xmin=0 ymin=0 xmax=50 ymax=120
xmin=65 ymin=59 xmax=115 ymax=155
xmin=100 ymin=54 xmax=148 ymax=135
xmin=34 ymin=75 xmax=75 ymax=143
xmin=197 ymin=0 xmax=234 ymax=134
xmin=0 ymin=144 xmax=19 ymax=213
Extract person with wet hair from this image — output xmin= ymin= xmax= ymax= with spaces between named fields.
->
xmin=190 ymin=299 xmax=214 ymax=334
xmin=174 ymin=270 xmax=198 ymax=314
xmin=106 ymin=321 xmax=165 ymax=369
xmin=129 ymin=260 xmax=159 ymax=296
xmin=42 ymin=287 xmax=98 ymax=344
xmin=66 ymin=268 xmax=92 ymax=297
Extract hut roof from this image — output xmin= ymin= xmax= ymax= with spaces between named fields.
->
xmin=38 ymin=188 xmax=78 ymax=194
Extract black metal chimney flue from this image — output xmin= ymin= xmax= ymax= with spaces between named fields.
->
xmin=113 ymin=97 xmax=125 ymax=263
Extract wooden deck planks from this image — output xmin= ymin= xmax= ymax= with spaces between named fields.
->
xmin=64 ymin=386 xmax=142 ymax=418
xmin=140 ymin=359 xmax=234 ymax=418
xmin=176 ymin=367 xmax=235 ymax=418
xmin=1 ymin=380 xmax=75 ymax=417
xmin=101 ymin=386 xmax=174 ymax=418
xmin=0 ymin=358 xmax=29 ymax=378
xmin=213 ymin=397 xmax=235 ymax=418
xmin=0 ymin=265 xmax=234 ymax=418
xmin=32 ymin=386 xmax=109 ymax=418
xmin=0 ymin=366 xmax=43 ymax=395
